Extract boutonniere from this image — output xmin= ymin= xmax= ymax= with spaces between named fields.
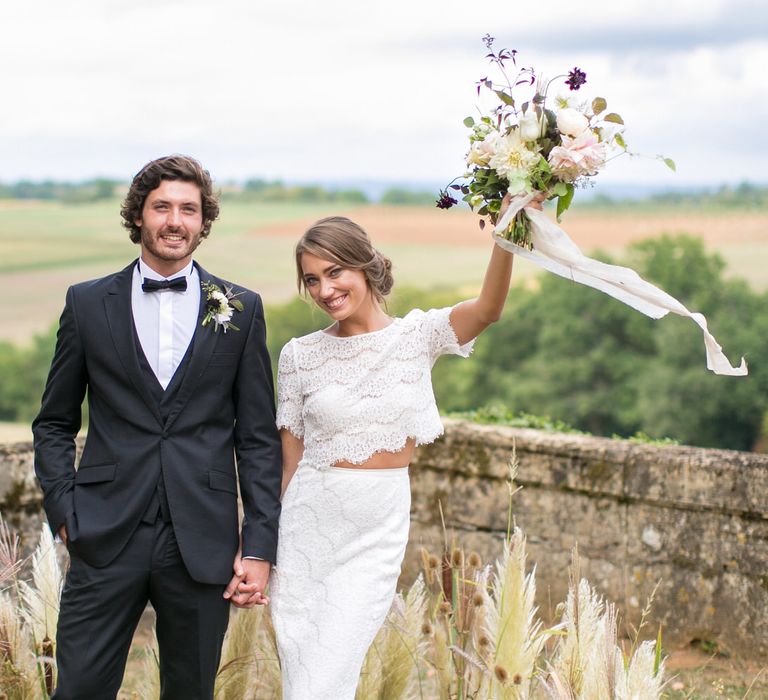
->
xmin=201 ymin=281 xmax=244 ymax=333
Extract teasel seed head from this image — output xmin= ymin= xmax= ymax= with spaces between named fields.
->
xmin=467 ymin=551 xmax=482 ymax=568
xmin=494 ymin=665 xmax=509 ymax=684
xmin=421 ymin=622 xmax=434 ymax=636
xmin=472 ymin=592 xmax=484 ymax=607
xmin=42 ymin=635 xmax=55 ymax=694
xmin=451 ymin=548 xmax=465 ymax=568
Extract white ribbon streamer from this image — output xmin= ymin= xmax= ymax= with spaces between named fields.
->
xmin=494 ymin=195 xmax=748 ymax=376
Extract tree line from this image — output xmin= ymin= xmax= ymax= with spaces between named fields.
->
xmin=0 ymin=178 xmax=433 ymax=205
xmin=2 ymin=235 xmax=766 ymax=451
xmin=588 ymin=181 xmax=768 ymax=210
xmin=4 ymin=179 xmax=766 ymax=209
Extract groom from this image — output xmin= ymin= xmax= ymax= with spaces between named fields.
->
xmin=32 ymin=155 xmax=282 ymax=698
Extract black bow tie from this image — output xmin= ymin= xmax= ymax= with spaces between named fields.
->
xmin=142 ymin=277 xmax=188 ymax=293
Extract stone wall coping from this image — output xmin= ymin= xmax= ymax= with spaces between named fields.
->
xmin=425 ymin=419 xmax=768 ymax=518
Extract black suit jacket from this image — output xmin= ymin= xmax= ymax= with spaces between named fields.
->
xmin=32 ymin=260 xmax=282 ymax=584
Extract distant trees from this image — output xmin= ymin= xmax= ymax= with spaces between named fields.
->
xmin=234 ymin=179 xmax=368 ymax=203
xmin=0 ymin=326 xmax=58 ymax=422
xmin=3 ymin=179 xmax=766 ymax=208
xmin=379 ymin=188 xmax=437 ymax=206
xmin=0 ymin=179 xmax=119 ymax=203
xmin=448 ymin=235 xmax=768 ymax=450
xmin=0 ymin=178 xmax=369 ymax=205
xmin=587 ymin=182 xmax=768 ymax=210
xmin=6 ymin=235 xmax=767 ymax=451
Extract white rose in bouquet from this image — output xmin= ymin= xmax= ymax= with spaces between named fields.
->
xmin=466 ymin=138 xmax=495 ymax=167
xmin=518 ymin=111 xmax=542 ymax=142
xmin=556 ymin=107 xmax=589 ymax=137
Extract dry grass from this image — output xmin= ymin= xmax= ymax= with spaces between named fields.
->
xmin=0 ymin=513 xmax=62 ymax=698
xmin=404 ymin=454 xmax=668 ymax=699
xmin=11 ymin=447 xmax=767 ymax=700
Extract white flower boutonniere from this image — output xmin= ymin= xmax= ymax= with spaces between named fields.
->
xmin=201 ymin=281 xmax=244 ymax=333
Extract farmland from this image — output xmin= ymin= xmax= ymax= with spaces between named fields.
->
xmin=1 ymin=198 xmax=766 ymax=343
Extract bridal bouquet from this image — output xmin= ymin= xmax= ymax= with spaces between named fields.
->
xmin=437 ymin=36 xmax=747 ymax=377
xmin=437 ymin=35 xmax=674 ymax=247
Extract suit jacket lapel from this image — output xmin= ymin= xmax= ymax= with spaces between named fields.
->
xmin=103 ymin=260 xmax=164 ymax=427
xmin=163 ymin=263 xmax=219 ymax=430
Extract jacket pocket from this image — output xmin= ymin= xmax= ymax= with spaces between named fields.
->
xmin=75 ymin=464 xmax=118 ymax=484
xmin=208 ymin=470 xmax=237 ymax=494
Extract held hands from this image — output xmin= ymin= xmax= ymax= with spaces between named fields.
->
xmin=529 ymin=191 xmax=546 ymax=211
xmin=223 ymin=550 xmax=271 ymax=608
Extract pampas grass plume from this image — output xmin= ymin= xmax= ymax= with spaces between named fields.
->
xmin=479 ymin=527 xmax=550 ymax=697
xmin=0 ymin=592 xmax=38 ymax=698
xmin=216 ymin=605 xmax=281 ymax=700
xmin=0 ymin=514 xmax=23 ymax=585
xmin=357 ymin=577 xmax=428 ymax=700
xmin=20 ymin=526 xmax=63 ymax=648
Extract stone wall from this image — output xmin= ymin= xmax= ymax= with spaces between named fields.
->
xmin=3 ymin=422 xmax=767 ymax=659
xmin=0 ymin=440 xmax=51 ymax=547
xmin=407 ymin=419 xmax=768 ymax=660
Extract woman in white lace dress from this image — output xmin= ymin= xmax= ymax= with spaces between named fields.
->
xmin=266 ymin=205 xmax=531 ymax=699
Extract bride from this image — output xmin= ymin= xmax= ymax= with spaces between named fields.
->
xmin=236 ymin=195 xmax=536 ymax=698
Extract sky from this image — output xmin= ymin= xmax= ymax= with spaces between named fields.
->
xmin=2 ymin=0 xmax=766 ymax=190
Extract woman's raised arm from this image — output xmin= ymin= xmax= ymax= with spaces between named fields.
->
xmin=450 ymin=193 xmax=543 ymax=345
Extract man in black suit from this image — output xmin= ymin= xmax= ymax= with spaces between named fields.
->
xmin=33 ymin=155 xmax=282 ymax=699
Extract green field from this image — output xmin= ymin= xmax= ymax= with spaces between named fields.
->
xmin=1 ymin=198 xmax=766 ymax=344
xmin=0 ymin=200 xmax=498 ymax=343
xmin=0 ymin=200 xmax=347 ymax=342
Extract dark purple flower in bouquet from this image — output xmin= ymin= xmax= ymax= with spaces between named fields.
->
xmin=436 ymin=190 xmax=458 ymax=209
xmin=566 ymin=67 xmax=587 ymax=91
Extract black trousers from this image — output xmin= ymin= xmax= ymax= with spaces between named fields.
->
xmin=53 ymin=519 xmax=230 ymax=700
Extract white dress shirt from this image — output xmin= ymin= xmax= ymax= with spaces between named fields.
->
xmin=131 ymin=259 xmax=200 ymax=389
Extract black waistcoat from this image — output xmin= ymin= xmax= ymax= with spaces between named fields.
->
xmin=136 ymin=334 xmax=195 ymax=523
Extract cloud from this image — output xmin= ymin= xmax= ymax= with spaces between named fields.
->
xmin=0 ymin=0 xmax=765 ymax=185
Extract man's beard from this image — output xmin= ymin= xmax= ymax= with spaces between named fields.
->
xmin=141 ymin=226 xmax=202 ymax=261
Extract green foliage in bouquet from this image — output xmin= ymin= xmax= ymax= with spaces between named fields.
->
xmin=438 ymin=35 xmax=675 ymax=247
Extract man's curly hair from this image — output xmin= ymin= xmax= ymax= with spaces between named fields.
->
xmin=120 ymin=155 xmax=220 ymax=243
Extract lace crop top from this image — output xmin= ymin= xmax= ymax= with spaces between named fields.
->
xmin=276 ymin=306 xmax=474 ymax=469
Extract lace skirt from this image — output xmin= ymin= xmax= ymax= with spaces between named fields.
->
xmin=269 ymin=464 xmax=411 ymax=700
